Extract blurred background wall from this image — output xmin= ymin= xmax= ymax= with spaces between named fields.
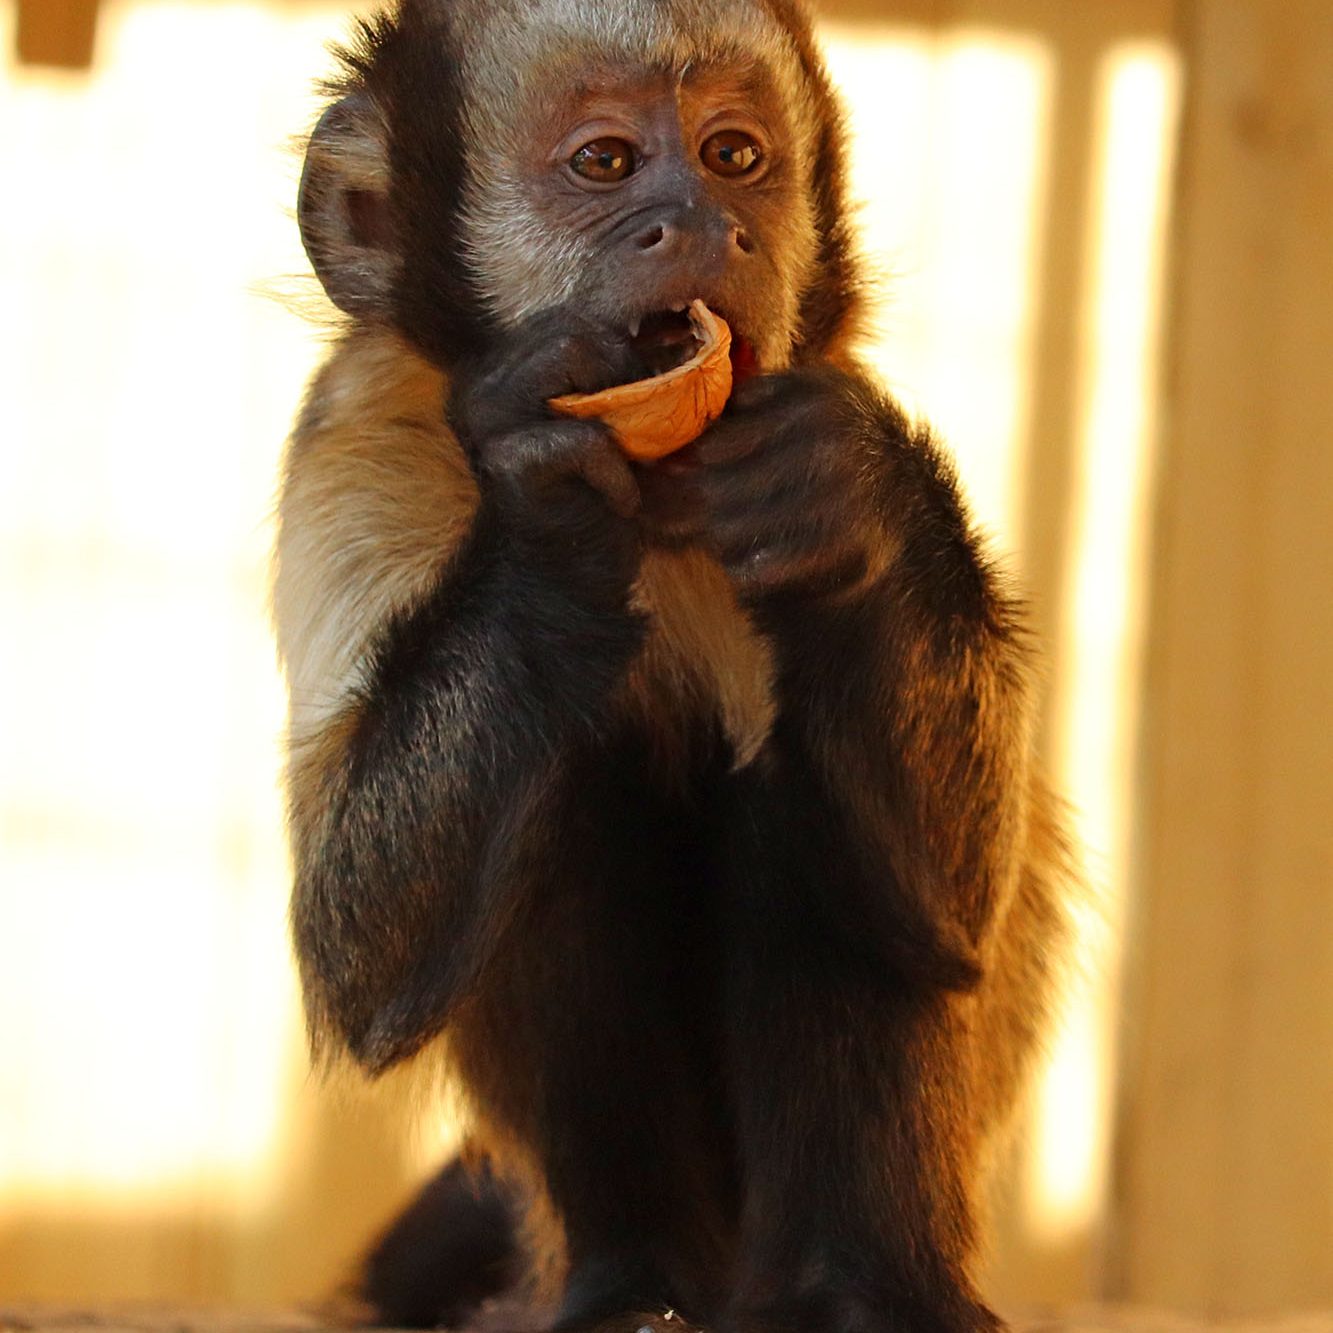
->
xmin=0 ymin=0 xmax=1329 ymax=1318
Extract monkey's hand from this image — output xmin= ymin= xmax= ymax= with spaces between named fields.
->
xmin=642 ymin=368 xmax=890 ymax=603
xmin=450 ymin=309 xmax=646 ymax=533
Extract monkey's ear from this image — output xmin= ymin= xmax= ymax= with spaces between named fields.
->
xmin=298 ymin=94 xmax=398 ymax=318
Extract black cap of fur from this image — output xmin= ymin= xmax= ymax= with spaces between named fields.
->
xmin=325 ymin=6 xmax=498 ymax=364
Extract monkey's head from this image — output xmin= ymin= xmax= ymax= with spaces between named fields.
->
xmin=298 ymin=0 xmax=862 ymax=377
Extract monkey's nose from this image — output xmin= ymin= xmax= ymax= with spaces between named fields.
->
xmin=633 ymin=216 xmax=752 ymax=259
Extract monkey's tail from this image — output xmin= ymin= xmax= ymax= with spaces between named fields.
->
xmin=357 ymin=1155 xmax=524 ymax=1329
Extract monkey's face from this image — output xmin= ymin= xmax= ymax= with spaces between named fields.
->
xmin=299 ymin=0 xmax=840 ymax=372
xmin=460 ymin=57 xmax=819 ymax=375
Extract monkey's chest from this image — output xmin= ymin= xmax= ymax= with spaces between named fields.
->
xmin=625 ymin=548 xmax=777 ymax=770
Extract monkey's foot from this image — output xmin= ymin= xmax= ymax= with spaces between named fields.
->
xmin=730 ymin=1290 xmax=1005 ymax=1333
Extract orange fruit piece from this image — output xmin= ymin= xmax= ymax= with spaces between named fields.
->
xmin=549 ymin=301 xmax=733 ymax=461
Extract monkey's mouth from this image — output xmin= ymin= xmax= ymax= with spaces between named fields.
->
xmin=628 ymin=307 xmax=705 ymax=377
xmin=628 ymin=305 xmax=758 ymax=383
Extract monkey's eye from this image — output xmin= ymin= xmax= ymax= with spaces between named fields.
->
xmin=570 ymin=138 xmax=636 ymax=183
xmin=700 ymin=130 xmax=762 ymax=177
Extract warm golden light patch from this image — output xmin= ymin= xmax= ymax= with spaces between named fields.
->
xmin=823 ymin=24 xmax=1054 ymax=546
xmin=0 ymin=0 xmax=347 ymax=1204
xmin=1034 ymin=41 xmax=1182 ymax=1241
xmin=826 ymin=19 xmax=1182 ymax=1263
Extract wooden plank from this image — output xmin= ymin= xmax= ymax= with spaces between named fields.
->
xmin=3 ymin=1307 xmax=1333 ymax=1333
xmin=822 ymin=0 xmax=1179 ymax=38
xmin=1115 ymin=0 xmax=1333 ymax=1313
xmin=16 ymin=0 xmax=101 ymax=70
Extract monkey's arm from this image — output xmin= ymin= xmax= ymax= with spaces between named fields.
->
xmin=691 ymin=370 xmax=1035 ymax=986
xmin=286 ymin=490 xmax=644 ymax=1073
xmin=279 ymin=323 xmax=647 ymax=1074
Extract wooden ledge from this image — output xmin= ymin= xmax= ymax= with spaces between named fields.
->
xmin=4 ymin=1309 xmax=1333 ymax=1333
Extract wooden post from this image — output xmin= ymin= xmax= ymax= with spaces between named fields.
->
xmin=16 ymin=0 xmax=101 ymax=70
xmin=1114 ymin=0 xmax=1333 ymax=1313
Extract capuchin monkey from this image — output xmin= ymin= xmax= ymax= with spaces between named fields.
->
xmin=273 ymin=2 xmax=1072 ymax=1331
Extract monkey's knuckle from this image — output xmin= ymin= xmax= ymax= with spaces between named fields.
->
xmin=542 ymin=417 xmax=605 ymax=455
xmin=722 ymin=533 xmax=774 ymax=575
xmin=732 ymin=372 xmax=788 ymax=410
xmin=780 ymin=389 xmax=839 ymax=437
xmin=476 ymin=443 xmax=531 ymax=489
xmin=546 ymin=326 xmax=607 ymax=372
xmin=540 ymin=330 xmax=582 ymax=365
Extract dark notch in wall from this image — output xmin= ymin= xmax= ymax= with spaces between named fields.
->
xmin=17 ymin=0 xmax=101 ymax=70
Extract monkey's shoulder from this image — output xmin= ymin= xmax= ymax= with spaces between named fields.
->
xmin=274 ymin=328 xmax=478 ymax=737
xmin=283 ymin=326 xmax=475 ymax=514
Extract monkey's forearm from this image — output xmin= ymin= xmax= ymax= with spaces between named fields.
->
xmin=290 ymin=499 xmax=646 ymax=1070
xmin=743 ymin=432 xmax=1033 ymax=985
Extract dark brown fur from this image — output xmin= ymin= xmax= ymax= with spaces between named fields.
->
xmin=274 ymin=3 xmax=1072 ymax=1330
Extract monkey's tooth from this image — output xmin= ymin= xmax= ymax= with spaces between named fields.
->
xmin=628 ymin=315 xmax=642 ymax=338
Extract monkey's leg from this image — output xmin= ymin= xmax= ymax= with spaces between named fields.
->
xmin=451 ymin=747 xmax=739 ymax=1333
xmin=357 ymin=1154 xmax=524 ymax=1329
xmin=721 ymin=874 xmax=1001 ymax=1333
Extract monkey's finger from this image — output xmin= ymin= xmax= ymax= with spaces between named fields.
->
xmin=692 ymin=395 xmax=826 ymax=469
xmin=728 ymin=371 xmax=800 ymax=413
xmin=706 ymin=495 xmax=863 ymax=583
xmin=512 ymin=307 xmax=642 ymax=399
xmin=635 ymin=465 xmax=707 ymax=546
xmin=573 ymin=436 xmax=641 ymax=519
xmin=692 ymin=418 xmax=771 ymax=468
xmin=727 ymin=537 xmax=870 ymax=601
xmin=709 ymin=508 xmax=822 ymax=566
xmin=480 ymin=421 xmax=636 ymax=516
xmin=694 ymin=461 xmax=815 ymax=534
xmin=457 ymin=318 xmax=641 ymax=441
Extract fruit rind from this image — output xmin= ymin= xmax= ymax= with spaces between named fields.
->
xmin=549 ymin=301 xmax=733 ymax=461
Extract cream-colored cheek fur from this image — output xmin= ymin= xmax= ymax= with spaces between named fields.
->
xmin=274 ymin=329 xmax=775 ymax=768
